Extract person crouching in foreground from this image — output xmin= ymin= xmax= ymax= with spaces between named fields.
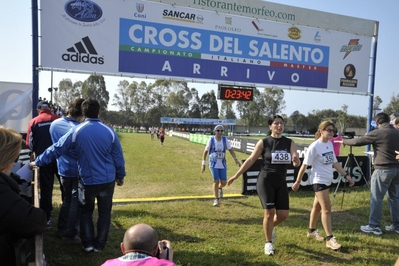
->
xmin=101 ymin=223 xmax=175 ymax=266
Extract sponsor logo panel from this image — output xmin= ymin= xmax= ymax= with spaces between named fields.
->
xmin=340 ymin=39 xmax=363 ymax=59
xmin=135 ymin=3 xmax=147 ymax=19
xmin=288 ymin=26 xmax=301 ymax=40
xmin=314 ymin=31 xmax=321 ymax=43
xmin=62 ymin=36 xmax=104 ymax=65
xmin=63 ymin=0 xmax=105 ymax=26
xmin=251 ymin=21 xmax=278 ymax=38
xmin=214 ymin=17 xmax=241 ymax=33
xmin=340 ymin=64 xmax=358 ymax=88
xmin=162 ymin=8 xmax=203 ymax=24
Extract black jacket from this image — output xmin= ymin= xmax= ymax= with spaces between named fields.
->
xmin=0 ymin=171 xmax=47 ymax=264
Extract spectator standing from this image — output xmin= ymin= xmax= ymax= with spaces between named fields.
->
xmin=26 ymin=100 xmax=60 ymax=225
xmin=202 ymin=125 xmax=241 ymax=207
xmin=338 ymin=112 xmax=399 ymax=235
xmin=33 ymin=98 xmax=85 ymax=242
xmin=101 ymin=223 xmax=175 ymax=266
xmin=30 ymin=99 xmax=126 ymax=252
xmin=392 ymin=117 xmax=399 ymax=129
xmin=386 ymin=114 xmax=399 ymax=232
xmin=227 ymin=116 xmax=300 ymax=255
xmin=390 ymin=112 xmax=399 ymax=124
xmin=391 ymin=113 xmax=399 ymax=129
xmin=329 ymin=132 xmax=343 ymax=156
xmin=0 ymin=126 xmax=47 ymax=265
xmin=159 ymin=127 xmax=165 ymax=146
xmin=292 ymin=121 xmax=354 ymax=250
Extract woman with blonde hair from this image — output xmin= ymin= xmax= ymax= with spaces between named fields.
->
xmin=0 ymin=126 xmax=47 ymax=264
xmin=292 ymin=121 xmax=354 ymax=250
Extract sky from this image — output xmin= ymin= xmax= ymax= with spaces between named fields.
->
xmin=1 ymin=0 xmax=398 ymax=117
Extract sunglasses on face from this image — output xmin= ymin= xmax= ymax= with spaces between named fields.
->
xmin=216 ymin=130 xmax=224 ymax=132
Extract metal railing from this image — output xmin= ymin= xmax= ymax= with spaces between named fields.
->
xmin=32 ymin=166 xmax=45 ymax=266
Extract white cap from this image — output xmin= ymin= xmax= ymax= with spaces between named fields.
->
xmin=213 ymin=125 xmax=224 ymax=131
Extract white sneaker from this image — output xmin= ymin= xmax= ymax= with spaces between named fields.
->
xmin=213 ymin=199 xmax=219 ymax=207
xmin=385 ymin=224 xmax=399 ymax=234
xmin=264 ymin=242 xmax=274 ymax=255
xmin=385 ymin=224 xmax=394 ymax=231
xmin=307 ymin=230 xmax=324 ymax=241
xmin=82 ymin=246 xmax=94 ymax=253
xmin=360 ymin=225 xmax=382 ymax=235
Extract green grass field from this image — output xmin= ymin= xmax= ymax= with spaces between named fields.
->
xmin=43 ymin=133 xmax=399 ymax=266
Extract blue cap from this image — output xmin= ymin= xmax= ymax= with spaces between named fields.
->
xmin=37 ymin=101 xmax=50 ymax=109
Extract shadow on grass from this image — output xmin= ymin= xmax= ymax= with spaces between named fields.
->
xmin=173 ymin=250 xmax=280 ymax=266
xmin=285 ymin=242 xmax=356 ymax=264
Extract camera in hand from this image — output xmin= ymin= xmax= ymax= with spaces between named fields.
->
xmin=156 ymin=243 xmax=169 ymax=260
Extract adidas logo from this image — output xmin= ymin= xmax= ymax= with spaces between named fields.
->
xmin=62 ymin=36 xmax=104 ymax=65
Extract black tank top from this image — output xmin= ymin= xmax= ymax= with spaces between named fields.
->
xmin=261 ymin=136 xmax=292 ymax=174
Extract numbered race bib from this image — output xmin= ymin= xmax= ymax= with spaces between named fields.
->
xmin=215 ymin=151 xmax=225 ymax=159
xmin=271 ymin=150 xmax=291 ymax=164
xmin=322 ymin=151 xmax=334 ymax=165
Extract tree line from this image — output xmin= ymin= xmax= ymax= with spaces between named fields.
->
xmin=53 ymin=74 xmax=399 ymax=133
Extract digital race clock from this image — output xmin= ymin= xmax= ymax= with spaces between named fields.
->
xmin=217 ymin=85 xmax=254 ymax=101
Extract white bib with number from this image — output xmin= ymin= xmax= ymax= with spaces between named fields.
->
xmin=271 ymin=150 xmax=291 ymax=164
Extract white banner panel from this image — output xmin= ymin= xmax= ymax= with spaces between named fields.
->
xmin=0 ymin=82 xmax=33 ymax=133
xmin=145 ymin=0 xmax=377 ymax=37
xmin=40 ymin=0 xmax=373 ymax=94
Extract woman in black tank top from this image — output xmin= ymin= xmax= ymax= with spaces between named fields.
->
xmin=227 ymin=115 xmax=300 ymax=255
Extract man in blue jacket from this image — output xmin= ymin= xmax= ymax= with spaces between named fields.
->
xmin=31 ymin=99 xmax=126 ymax=252
xmin=49 ymin=98 xmax=85 ymax=242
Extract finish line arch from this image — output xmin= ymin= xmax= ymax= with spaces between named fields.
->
xmin=160 ymin=117 xmax=236 ymax=133
xmin=33 ymin=0 xmax=378 ymax=134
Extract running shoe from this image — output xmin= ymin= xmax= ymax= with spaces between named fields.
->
xmin=385 ymin=224 xmax=394 ymax=231
xmin=213 ymin=199 xmax=220 ymax=207
xmin=307 ymin=230 xmax=324 ymax=241
xmin=326 ymin=237 xmax=341 ymax=250
xmin=360 ymin=225 xmax=382 ymax=235
xmin=385 ymin=224 xmax=399 ymax=234
xmin=82 ymin=246 xmax=94 ymax=253
xmin=264 ymin=242 xmax=274 ymax=255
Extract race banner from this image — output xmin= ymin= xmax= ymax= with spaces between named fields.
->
xmin=161 ymin=117 xmax=236 ymax=125
xmin=40 ymin=0 xmax=373 ymax=94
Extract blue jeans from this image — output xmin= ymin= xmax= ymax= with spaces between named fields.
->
xmin=369 ymin=168 xmax=399 ymax=228
xmin=79 ymin=181 xmax=115 ymax=250
xmin=58 ymin=176 xmax=80 ymax=238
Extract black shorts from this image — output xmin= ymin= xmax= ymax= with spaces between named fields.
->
xmin=312 ymin=183 xmax=331 ymax=192
xmin=256 ymin=170 xmax=289 ymax=210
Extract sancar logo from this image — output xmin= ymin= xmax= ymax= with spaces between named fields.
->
xmin=162 ymin=9 xmax=203 ymax=23
xmin=62 ymin=36 xmax=104 ymax=65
